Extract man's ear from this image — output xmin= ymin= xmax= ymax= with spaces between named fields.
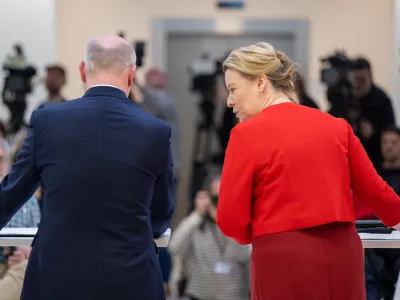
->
xmin=128 ymin=65 xmax=136 ymax=87
xmin=79 ymin=61 xmax=86 ymax=83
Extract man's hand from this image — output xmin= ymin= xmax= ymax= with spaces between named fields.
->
xmin=7 ymin=246 xmax=31 ymax=267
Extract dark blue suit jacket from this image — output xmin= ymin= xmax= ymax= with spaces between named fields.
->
xmin=0 ymin=86 xmax=175 ymax=300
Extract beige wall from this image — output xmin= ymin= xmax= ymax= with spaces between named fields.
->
xmin=56 ymin=0 xmax=394 ymax=101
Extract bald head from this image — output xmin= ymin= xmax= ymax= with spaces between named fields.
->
xmin=80 ymin=35 xmax=137 ymax=94
xmin=84 ymin=35 xmax=136 ymax=74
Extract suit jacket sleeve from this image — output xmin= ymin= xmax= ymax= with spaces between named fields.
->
xmin=0 ymin=112 xmax=40 ymax=229
xmin=150 ymin=126 xmax=175 ymax=238
xmin=346 ymin=121 xmax=400 ymax=227
xmin=217 ymin=127 xmax=253 ymax=245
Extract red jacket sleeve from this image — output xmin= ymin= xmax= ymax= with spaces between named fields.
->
xmin=346 ymin=121 xmax=400 ymax=227
xmin=353 ymin=192 xmax=375 ymax=220
xmin=216 ymin=127 xmax=253 ymax=244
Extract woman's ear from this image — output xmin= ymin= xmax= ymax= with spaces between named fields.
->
xmin=257 ymin=74 xmax=268 ymax=94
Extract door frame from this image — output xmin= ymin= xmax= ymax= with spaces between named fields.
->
xmin=151 ymin=18 xmax=310 ymax=81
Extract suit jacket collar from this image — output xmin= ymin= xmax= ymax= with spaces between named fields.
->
xmin=83 ymin=85 xmax=129 ymax=101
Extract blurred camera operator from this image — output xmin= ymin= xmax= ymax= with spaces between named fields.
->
xmin=350 ymin=58 xmax=395 ymax=166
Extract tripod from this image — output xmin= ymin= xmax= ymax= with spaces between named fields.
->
xmin=189 ymin=93 xmax=217 ymax=210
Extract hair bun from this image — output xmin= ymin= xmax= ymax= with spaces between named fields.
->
xmin=275 ymin=50 xmax=284 ymax=63
xmin=255 ymin=42 xmax=275 ymax=51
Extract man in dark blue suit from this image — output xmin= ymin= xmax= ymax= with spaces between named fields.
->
xmin=0 ymin=35 xmax=175 ymax=300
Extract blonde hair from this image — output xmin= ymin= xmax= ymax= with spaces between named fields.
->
xmin=223 ymin=42 xmax=298 ymax=103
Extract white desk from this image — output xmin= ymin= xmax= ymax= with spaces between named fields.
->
xmin=1 ymin=229 xmax=400 ymax=249
xmin=359 ymin=231 xmax=400 ymax=248
xmin=0 ymin=228 xmax=171 ymax=247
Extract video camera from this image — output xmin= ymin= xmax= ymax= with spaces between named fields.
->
xmin=320 ymin=51 xmax=361 ymax=119
xmin=320 ymin=51 xmax=355 ymax=88
xmin=188 ymin=52 xmax=225 ymax=100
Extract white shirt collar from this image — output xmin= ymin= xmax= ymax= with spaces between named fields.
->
xmin=90 ymin=84 xmax=125 ymax=93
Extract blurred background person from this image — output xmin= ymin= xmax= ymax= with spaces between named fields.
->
xmin=143 ymin=67 xmax=180 ymax=180
xmin=37 ymin=64 xmax=67 ymax=109
xmin=350 ymin=58 xmax=395 ymax=167
xmin=169 ymin=175 xmax=251 ymax=300
xmin=141 ymin=67 xmax=180 ymax=296
xmin=0 ymin=136 xmax=41 ymax=300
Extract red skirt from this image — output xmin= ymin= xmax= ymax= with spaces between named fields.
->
xmin=251 ymin=222 xmax=365 ymax=300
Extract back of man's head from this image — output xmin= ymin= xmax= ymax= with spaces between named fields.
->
xmin=79 ymin=35 xmax=136 ymax=94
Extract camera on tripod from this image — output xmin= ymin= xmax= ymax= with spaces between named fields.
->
xmin=2 ymin=44 xmax=37 ymax=104
xmin=187 ymin=52 xmax=230 ymax=203
xmin=188 ymin=52 xmax=224 ymax=100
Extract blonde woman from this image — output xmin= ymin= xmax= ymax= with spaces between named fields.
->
xmin=216 ymin=42 xmax=400 ymax=300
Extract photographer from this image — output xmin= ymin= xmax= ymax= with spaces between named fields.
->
xmin=322 ymin=53 xmax=395 ymax=166
xmin=169 ymin=175 xmax=251 ymax=300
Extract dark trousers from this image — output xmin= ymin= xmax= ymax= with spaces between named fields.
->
xmin=158 ymin=248 xmax=171 ymax=283
xmin=365 ymin=260 xmax=380 ymax=300
xmin=365 ymin=248 xmax=400 ymax=300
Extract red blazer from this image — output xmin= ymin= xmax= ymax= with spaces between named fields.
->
xmin=217 ymin=103 xmax=400 ymax=245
